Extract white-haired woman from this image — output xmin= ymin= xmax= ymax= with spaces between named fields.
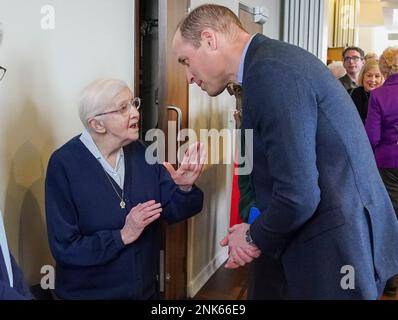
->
xmin=45 ymin=78 xmax=204 ymax=299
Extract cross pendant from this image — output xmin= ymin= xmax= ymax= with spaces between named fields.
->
xmin=120 ymin=200 xmax=126 ymax=209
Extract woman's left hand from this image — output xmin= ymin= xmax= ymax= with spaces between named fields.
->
xmin=163 ymin=142 xmax=206 ymax=189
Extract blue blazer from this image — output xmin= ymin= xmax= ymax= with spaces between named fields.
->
xmin=0 ymin=250 xmax=32 ymax=299
xmin=244 ymin=35 xmax=398 ymax=299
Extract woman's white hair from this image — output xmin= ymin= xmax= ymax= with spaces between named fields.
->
xmin=78 ymin=78 xmax=131 ymax=129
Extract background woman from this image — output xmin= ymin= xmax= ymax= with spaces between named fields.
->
xmin=365 ymin=47 xmax=398 ymax=297
xmin=349 ymin=59 xmax=383 ymax=124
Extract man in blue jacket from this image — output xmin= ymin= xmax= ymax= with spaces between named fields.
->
xmin=172 ymin=4 xmax=398 ymax=299
xmin=0 ymin=23 xmax=32 ymax=300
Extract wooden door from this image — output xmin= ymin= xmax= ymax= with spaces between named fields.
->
xmin=159 ymin=0 xmax=189 ymax=300
xmin=136 ymin=0 xmax=189 ymax=300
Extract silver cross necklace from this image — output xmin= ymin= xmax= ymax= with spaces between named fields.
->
xmin=103 ymin=169 xmax=126 ymax=209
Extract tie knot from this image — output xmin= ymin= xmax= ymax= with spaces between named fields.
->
xmin=226 ymin=82 xmax=242 ymax=98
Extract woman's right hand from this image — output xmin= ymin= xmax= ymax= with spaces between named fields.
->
xmin=120 ymin=200 xmax=162 ymax=245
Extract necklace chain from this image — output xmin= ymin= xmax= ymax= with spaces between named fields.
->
xmin=103 ymin=169 xmax=126 ymax=209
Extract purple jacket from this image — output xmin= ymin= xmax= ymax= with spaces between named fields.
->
xmin=365 ymin=73 xmax=398 ymax=168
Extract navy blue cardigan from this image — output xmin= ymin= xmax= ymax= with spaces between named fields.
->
xmin=45 ymin=136 xmax=203 ymax=299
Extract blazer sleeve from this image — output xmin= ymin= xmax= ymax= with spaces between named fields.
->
xmin=365 ymin=93 xmax=382 ymax=150
xmin=157 ymin=165 xmax=204 ymax=224
xmin=0 ymin=282 xmax=31 ymax=300
xmin=45 ymin=154 xmax=125 ymax=267
xmin=9 ymin=254 xmax=33 ymax=299
xmin=246 ymin=61 xmax=321 ymax=259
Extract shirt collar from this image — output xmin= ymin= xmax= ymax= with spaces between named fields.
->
xmin=80 ymin=129 xmax=124 ymax=170
xmin=237 ymin=34 xmax=256 ymax=84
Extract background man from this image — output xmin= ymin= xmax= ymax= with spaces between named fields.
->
xmin=0 ymin=22 xmax=32 ymax=300
xmin=339 ymin=46 xmax=365 ymax=90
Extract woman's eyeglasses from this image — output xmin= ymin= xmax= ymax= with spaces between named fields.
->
xmin=0 ymin=66 xmax=6 ymax=81
xmin=95 ymin=97 xmax=141 ymax=117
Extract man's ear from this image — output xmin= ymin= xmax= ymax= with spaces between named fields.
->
xmin=87 ymin=117 xmax=106 ymax=134
xmin=200 ymin=29 xmax=217 ymax=50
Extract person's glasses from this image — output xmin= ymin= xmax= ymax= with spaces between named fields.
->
xmin=0 ymin=66 xmax=6 ymax=81
xmin=95 ymin=97 xmax=141 ymax=117
xmin=344 ymin=56 xmax=363 ymax=63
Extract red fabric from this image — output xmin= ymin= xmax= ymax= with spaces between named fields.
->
xmin=229 ymin=163 xmax=242 ymax=227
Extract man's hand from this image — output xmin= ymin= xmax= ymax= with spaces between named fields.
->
xmin=220 ymin=223 xmax=261 ymax=269
xmin=163 ymin=142 xmax=206 ymax=190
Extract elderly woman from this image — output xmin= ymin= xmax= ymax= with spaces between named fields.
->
xmin=349 ymin=59 xmax=384 ymax=124
xmin=45 ymin=78 xmax=204 ymax=299
xmin=365 ymin=47 xmax=398 ymax=297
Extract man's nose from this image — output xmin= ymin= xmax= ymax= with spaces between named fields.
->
xmin=186 ymin=70 xmax=194 ymax=84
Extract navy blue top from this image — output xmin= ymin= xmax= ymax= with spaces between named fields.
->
xmin=45 ymin=136 xmax=203 ymax=299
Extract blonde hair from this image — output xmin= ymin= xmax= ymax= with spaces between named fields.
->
xmin=379 ymin=47 xmax=398 ymax=78
xmin=358 ymin=59 xmax=383 ymax=86
xmin=364 ymin=52 xmax=378 ymax=62
xmin=178 ymin=4 xmax=246 ymax=48
xmin=78 ymin=78 xmax=131 ymax=128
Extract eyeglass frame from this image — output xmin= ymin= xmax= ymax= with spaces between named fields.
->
xmin=0 ymin=66 xmax=6 ymax=81
xmin=94 ymin=97 xmax=141 ymax=117
xmin=343 ymin=56 xmax=363 ymax=63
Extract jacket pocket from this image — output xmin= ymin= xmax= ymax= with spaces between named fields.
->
xmin=297 ymin=207 xmax=346 ymax=243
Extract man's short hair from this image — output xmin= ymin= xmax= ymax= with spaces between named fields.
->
xmin=178 ymin=4 xmax=246 ymax=48
xmin=342 ymin=46 xmax=365 ymax=58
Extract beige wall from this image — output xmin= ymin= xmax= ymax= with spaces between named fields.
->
xmin=0 ymin=0 xmax=135 ymax=285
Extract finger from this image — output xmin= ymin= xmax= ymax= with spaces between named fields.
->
xmin=187 ymin=143 xmax=199 ymax=165
xmin=245 ymin=248 xmax=262 ymax=259
xmin=163 ymin=162 xmax=176 ymax=177
xmin=143 ymin=213 xmax=161 ymax=226
xmin=228 ymin=224 xmax=240 ymax=233
xmin=236 ymin=247 xmax=254 ymax=264
xmin=219 ymin=235 xmax=229 ymax=247
xmin=231 ymin=249 xmax=246 ymax=266
xmin=193 ymin=143 xmax=204 ymax=165
xmin=225 ymin=258 xmax=240 ymax=269
xmin=144 ymin=202 xmax=162 ymax=212
xmin=129 ymin=203 xmax=143 ymax=214
xmin=142 ymin=207 xmax=163 ymax=221
xmin=140 ymin=200 xmax=157 ymax=209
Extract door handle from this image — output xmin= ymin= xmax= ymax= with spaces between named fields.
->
xmin=167 ymin=106 xmax=183 ymax=167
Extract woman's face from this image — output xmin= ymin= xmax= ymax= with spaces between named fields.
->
xmin=101 ymin=88 xmax=140 ymax=146
xmin=363 ymin=67 xmax=383 ymax=92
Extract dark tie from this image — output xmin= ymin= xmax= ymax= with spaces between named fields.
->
xmin=227 ymin=82 xmax=242 ymax=129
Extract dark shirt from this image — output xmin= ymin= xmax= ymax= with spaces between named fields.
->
xmin=349 ymin=86 xmax=370 ymax=124
xmin=339 ymin=74 xmax=358 ymax=90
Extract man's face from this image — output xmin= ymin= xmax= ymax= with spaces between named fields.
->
xmin=343 ymin=50 xmax=364 ymax=76
xmin=172 ymin=31 xmax=228 ymax=97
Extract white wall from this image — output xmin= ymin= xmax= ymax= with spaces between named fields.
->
xmin=358 ymin=25 xmax=398 ymax=56
xmin=187 ymin=0 xmax=282 ymax=298
xmin=0 ymin=0 xmax=135 ymax=285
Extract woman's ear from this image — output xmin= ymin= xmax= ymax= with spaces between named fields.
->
xmin=88 ymin=117 xmax=106 ymax=134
